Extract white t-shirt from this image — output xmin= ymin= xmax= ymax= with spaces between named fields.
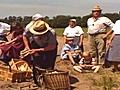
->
xmin=0 ymin=22 xmax=10 ymax=35
xmin=63 ymin=26 xmax=84 ymax=45
xmin=25 ymin=21 xmax=35 ymax=31
xmin=87 ymin=17 xmax=114 ymax=34
xmin=112 ymin=20 xmax=120 ymax=34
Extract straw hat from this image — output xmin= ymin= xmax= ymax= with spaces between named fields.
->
xmin=92 ymin=6 xmax=102 ymax=11
xmin=29 ymin=20 xmax=50 ymax=35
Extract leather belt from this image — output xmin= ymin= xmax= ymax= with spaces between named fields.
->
xmin=89 ymin=32 xmax=106 ymax=35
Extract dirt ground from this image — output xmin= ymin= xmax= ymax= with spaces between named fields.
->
xmin=0 ymin=36 xmax=120 ymax=90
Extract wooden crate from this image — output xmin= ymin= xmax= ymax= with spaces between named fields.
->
xmin=0 ymin=59 xmax=32 ymax=82
xmin=9 ymin=58 xmax=32 ymax=72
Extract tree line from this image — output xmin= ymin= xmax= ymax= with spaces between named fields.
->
xmin=0 ymin=13 xmax=120 ymax=28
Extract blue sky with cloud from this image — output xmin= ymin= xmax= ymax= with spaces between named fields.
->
xmin=0 ymin=0 xmax=120 ymax=19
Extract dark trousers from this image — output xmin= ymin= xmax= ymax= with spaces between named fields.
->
xmin=32 ymin=47 xmax=57 ymax=84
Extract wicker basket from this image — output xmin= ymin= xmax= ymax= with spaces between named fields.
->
xmin=43 ymin=70 xmax=70 ymax=90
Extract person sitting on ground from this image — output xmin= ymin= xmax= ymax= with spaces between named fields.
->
xmin=73 ymin=51 xmax=101 ymax=73
xmin=61 ymin=37 xmax=82 ymax=65
xmin=0 ymin=21 xmax=25 ymax=63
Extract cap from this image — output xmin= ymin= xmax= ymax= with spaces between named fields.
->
xmin=70 ymin=19 xmax=76 ymax=22
xmin=32 ymin=13 xmax=44 ymax=21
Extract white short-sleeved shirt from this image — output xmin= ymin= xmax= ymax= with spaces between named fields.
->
xmin=25 ymin=21 xmax=34 ymax=31
xmin=87 ymin=17 xmax=114 ymax=34
xmin=0 ymin=22 xmax=10 ymax=35
xmin=63 ymin=26 xmax=84 ymax=45
xmin=79 ymin=57 xmax=96 ymax=65
xmin=112 ymin=20 xmax=120 ymax=34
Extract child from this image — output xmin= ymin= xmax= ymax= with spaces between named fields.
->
xmin=61 ymin=37 xmax=82 ymax=65
xmin=73 ymin=51 xmax=101 ymax=73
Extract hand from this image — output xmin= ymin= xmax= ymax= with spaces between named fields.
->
xmin=20 ymin=49 xmax=31 ymax=58
xmin=29 ymin=49 xmax=38 ymax=55
xmin=107 ymin=40 xmax=112 ymax=47
xmin=29 ymin=48 xmax=44 ymax=55
xmin=79 ymin=41 xmax=83 ymax=47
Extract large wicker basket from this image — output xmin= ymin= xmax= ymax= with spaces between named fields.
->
xmin=43 ymin=70 xmax=70 ymax=90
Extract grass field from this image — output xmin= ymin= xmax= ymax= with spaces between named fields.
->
xmin=54 ymin=27 xmax=112 ymax=39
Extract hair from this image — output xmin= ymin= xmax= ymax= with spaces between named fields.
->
xmin=82 ymin=51 xmax=90 ymax=57
xmin=10 ymin=21 xmax=24 ymax=33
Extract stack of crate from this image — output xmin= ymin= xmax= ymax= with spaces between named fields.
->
xmin=0 ymin=58 xmax=32 ymax=82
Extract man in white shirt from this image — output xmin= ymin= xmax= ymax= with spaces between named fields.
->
xmin=63 ymin=19 xmax=84 ymax=51
xmin=87 ymin=6 xmax=114 ymax=65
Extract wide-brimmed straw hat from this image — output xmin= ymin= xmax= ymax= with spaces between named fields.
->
xmin=29 ymin=20 xmax=50 ymax=35
xmin=92 ymin=6 xmax=102 ymax=11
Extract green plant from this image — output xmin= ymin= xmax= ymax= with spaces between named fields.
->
xmin=89 ymin=75 xmax=120 ymax=90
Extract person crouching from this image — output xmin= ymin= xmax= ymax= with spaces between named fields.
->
xmin=73 ymin=51 xmax=101 ymax=73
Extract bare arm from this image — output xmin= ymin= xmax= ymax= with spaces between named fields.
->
xmin=80 ymin=34 xmax=84 ymax=43
xmin=79 ymin=34 xmax=84 ymax=46
xmin=30 ymin=43 xmax=56 ymax=55
xmin=6 ymin=38 xmax=17 ymax=45
xmin=63 ymin=35 xmax=67 ymax=44
xmin=37 ymin=44 xmax=56 ymax=52
xmin=107 ymin=33 xmax=115 ymax=46
xmin=102 ymin=29 xmax=113 ymax=40
xmin=23 ymin=36 xmax=30 ymax=50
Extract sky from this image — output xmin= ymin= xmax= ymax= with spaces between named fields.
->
xmin=0 ymin=0 xmax=120 ymax=19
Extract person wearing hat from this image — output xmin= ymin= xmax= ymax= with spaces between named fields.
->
xmin=87 ymin=6 xmax=114 ymax=65
xmin=25 ymin=13 xmax=44 ymax=31
xmin=63 ymin=19 xmax=84 ymax=52
xmin=23 ymin=19 xmax=57 ymax=84
xmin=61 ymin=37 xmax=82 ymax=65
xmin=73 ymin=51 xmax=101 ymax=73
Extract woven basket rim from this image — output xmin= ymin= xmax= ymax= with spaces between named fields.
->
xmin=43 ymin=70 xmax=70 ymax=89
xmin=43 ymin=70 xmax=69 ymax=75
